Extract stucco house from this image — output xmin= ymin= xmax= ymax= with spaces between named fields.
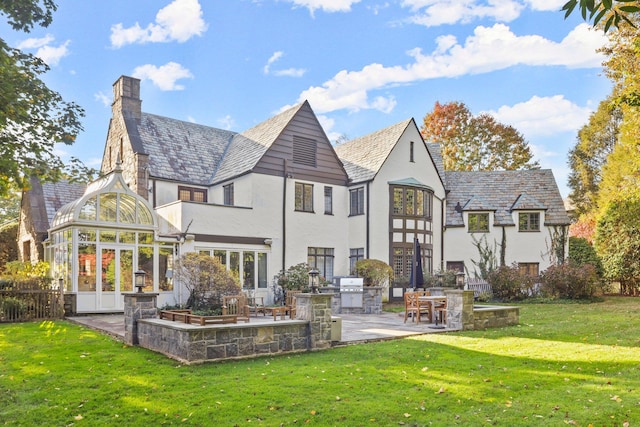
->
xmin=31 ymin=75 xmax=568 ymax=313
xmin=443 ymin=169 xmax=570 ymax=278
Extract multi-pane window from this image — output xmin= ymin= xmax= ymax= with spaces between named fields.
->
xmin=349 ymin=187 xmax=365 ymax=216
xmin=468 ymin=213 xmax=490 ymax=232
xmin=324 ymin=186 xmax=333 ymax=215
xmin=295 ymin=182 xmax=314 ymax=212
xmin=349 ymin=248 xmax=365 ymax=275
xmin=308 ymin=247 xmax=334 ymax=281
xmin=198 ymin=249 xmax=268 ymax=289
xmin=519 ymin=212 xmax=540 ymax=231
xmin=223 ymin=183 xmax=234 ymax=206
xmin=518 ymin=263 xmax=539 ymax=277
xmin=178 ymin=186 xmax=207 ymax=202
xmin=392 ymin=186 xmax=432 ymax=218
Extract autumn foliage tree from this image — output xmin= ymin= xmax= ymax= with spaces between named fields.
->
xmin=420 ymin=101 xmax=539 ymax=171
xmin=0 ymin=1 xmax=86 ymax=197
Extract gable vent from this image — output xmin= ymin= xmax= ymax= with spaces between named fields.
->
xmin=293 ymin=136 xmax=317 ymax=167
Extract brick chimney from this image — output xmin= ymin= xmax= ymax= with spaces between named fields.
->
xmin=112 ymin=75 xmax=142 ymax=120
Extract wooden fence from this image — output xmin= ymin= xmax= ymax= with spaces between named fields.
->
xmin=0 ymin=282 xmax=63 ymax=322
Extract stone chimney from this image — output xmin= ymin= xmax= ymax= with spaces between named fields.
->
xmin=112 ymin=75 xmax=142 ymax=120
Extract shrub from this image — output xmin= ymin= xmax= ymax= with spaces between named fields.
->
xmin=569 ymin=237 xmax=603 ymax=278
xmin=0 ymin=297 xmax=27 ymax=320
xmin=355 ymin=259 xmax=393 ymax=287
xmin=276 ymin=263 xmax=312 ymax=291
xmin=174 ymin=253 xmax=241 ymax=311
xmin=487 ymin=264 xmax=536 ymax=301
xmin=540 ymin=263 xmax=600 ymax=299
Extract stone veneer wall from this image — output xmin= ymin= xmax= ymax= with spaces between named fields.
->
xmin=319 ymin=287 xmax=383 ymax=315
xmin=124 ymin=293 xmax=158 ymax=345
xmin=473 ymin=306 xmax=520 ymax=330
xmin=133 ymin=293 xmax=333 ymax=363
xmin=137 ymin=320 xmax=310 ymax=363
xmin=444 ymin=290 xmax=519 ymax=331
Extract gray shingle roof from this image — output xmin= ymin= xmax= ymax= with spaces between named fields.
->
xmin=213 ymin=103 xmax=302 ymax=183
xmin=36 ymin=179 xmax=86 ymax=230
xmin=426 ymin=143 xmax=446 ymax=188
xmin=130 ymin=104 xmax=305 ymax=185
xmin=334 ymin=119 xmax=412 ymax=183
xmin=445 ymin=169 xmax=570 ymax=227
xmin=134 ymin=113 xmax=236 ymax=185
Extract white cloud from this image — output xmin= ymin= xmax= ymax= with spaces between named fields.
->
xmin=402 ymin=0 xmax=524 ymax=27
xmin=110 ymin=0 xmax=207 ymax=48
xmin=285 ymin=0 xmax=361 ymax=15
xmin=263 ymin=51 xmax=306 ymax=77
xmin=295 ymin=24 xmax=606 ymax=114
xmin=17 ymin=34 xmax=70 ymax=66
xmin=525 ymin=0 xmax=567 ymax=12
xmin=94 ymin=91 xmax=111 ymax=107
xmin=132 ymin=62 xmax=193 ymax=90
xmin=263 ymin=51 xmax=284 ymax=74
xmin=217 ymin=115 xmax=235 ymax=130
xmin=485 ymin=95 xmax=593 ymax=137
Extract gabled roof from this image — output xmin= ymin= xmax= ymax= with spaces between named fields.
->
xmin=445 ymin=169 xmax=570 ymax=227
xmin=463 ymin=195 xmax=497 ymax=211
xmin=213 ymin=103 xmax=304 ymax=183
xmin=25 ymin=177 xmax=86 ymax=233
xmin=124 ymin=103 xmax=312 ymax=186
xmin=426 ymin=143 xmax=446 ymax=187
xmin=131 ymin=113 xmax=235 ymax=185
xmin=334 ymin=119 xmax=413 ymax=183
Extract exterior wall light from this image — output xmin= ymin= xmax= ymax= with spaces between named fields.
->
xmin=135 ymin=270 xmax=146 ymax=293
xmin=308 ymin=269 xmax=320 ymax=294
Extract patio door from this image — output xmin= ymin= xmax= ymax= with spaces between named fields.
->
xmin=99 ymin=247 xmax=133 ymax=311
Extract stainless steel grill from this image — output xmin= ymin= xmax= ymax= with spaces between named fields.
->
xmin=338 ymin=277 xmax=364 ymax=308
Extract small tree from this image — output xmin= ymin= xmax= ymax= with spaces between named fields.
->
xmin=569 ymin=236 xmax=604 ymax=278
xmin=174 ymin=253 xmax=241 ymax=311
xmin=355 ymin=259 xmax=393 ymax=287
xmin=276 ymin=263 xmax=311 ymax=291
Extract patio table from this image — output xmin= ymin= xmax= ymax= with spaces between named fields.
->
xmin=418 ymin=295 xmax=447 ymax=324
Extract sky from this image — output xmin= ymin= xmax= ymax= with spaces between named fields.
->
xmin=1 ymin=0 xmax=613 ymax=198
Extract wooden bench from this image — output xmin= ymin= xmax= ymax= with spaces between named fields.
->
xmin=160 ymin=310 xmax=238 ymax=326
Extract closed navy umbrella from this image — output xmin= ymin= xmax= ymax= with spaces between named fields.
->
xmin=409 ymin=238 xmax=424 ymax=290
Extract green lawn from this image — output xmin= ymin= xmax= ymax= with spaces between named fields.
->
xmin=1 ymin=297 xmax=639 ymax=426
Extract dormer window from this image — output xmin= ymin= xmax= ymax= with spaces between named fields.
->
xmin=468 ymin=213 xmax=489 ymax=232
xmin=519 ymin=212 xmax=540 ymax=231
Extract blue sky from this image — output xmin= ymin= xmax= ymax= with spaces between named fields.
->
xmin=1 ymin=0 xmax=612 ymax=197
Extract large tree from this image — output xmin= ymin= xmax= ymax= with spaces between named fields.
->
xmin=562 ymin=0 xmax=640 ymax=32
xmin=567 ymin=97 xmax=621 ymax=215
xmin=420 ymin=101 xmax=539 ymax=171
xmin=0 ymin=1 xmax=85 ymax=198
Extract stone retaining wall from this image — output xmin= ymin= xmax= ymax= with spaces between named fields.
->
xmin=137 ymin=319 xmax=310 ymax=363
xmin=130 ymin=293 xmax=334 ymax=364
xmin=473 ymin=305 xmax=520 ymax=329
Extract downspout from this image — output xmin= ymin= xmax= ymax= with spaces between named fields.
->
xmin=282 ymin=159 xmax=288 ymax=272
xmin=366 ymin=181 xmax=370 ymax=258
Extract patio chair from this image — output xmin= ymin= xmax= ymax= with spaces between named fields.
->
xmin=404 ymin=292 xmax=430 ymax=323
xmin=285 ymin=290 xmax=302 ymax=318
xmin=432 ymin=297 xmax=447 ymax=326
xmin=222 ymin=295 xmax=250 ymax=322
xmin=246 ymin=296 xmax=265 ymax=316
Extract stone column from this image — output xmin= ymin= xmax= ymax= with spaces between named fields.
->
xmin=123 ymin=293 xmax=158 ymax=345
xmin=294 ymin=294 xmax=332 ymax=350
xmin=443 ymin=289 xmax=475 ymax=330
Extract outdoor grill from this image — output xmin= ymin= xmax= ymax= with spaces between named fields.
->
xmin=338 ymin=277 xmax=364 ymax=308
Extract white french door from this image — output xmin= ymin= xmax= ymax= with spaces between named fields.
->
xmin=98 ymin=247 xmax=134 ymax=310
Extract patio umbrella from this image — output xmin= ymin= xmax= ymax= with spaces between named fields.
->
xmin=409 ymin=238 xmax=424 ymax=290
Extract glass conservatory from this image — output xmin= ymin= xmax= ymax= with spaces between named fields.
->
xmin=47 ymin=166 xmax=176 ymax=313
